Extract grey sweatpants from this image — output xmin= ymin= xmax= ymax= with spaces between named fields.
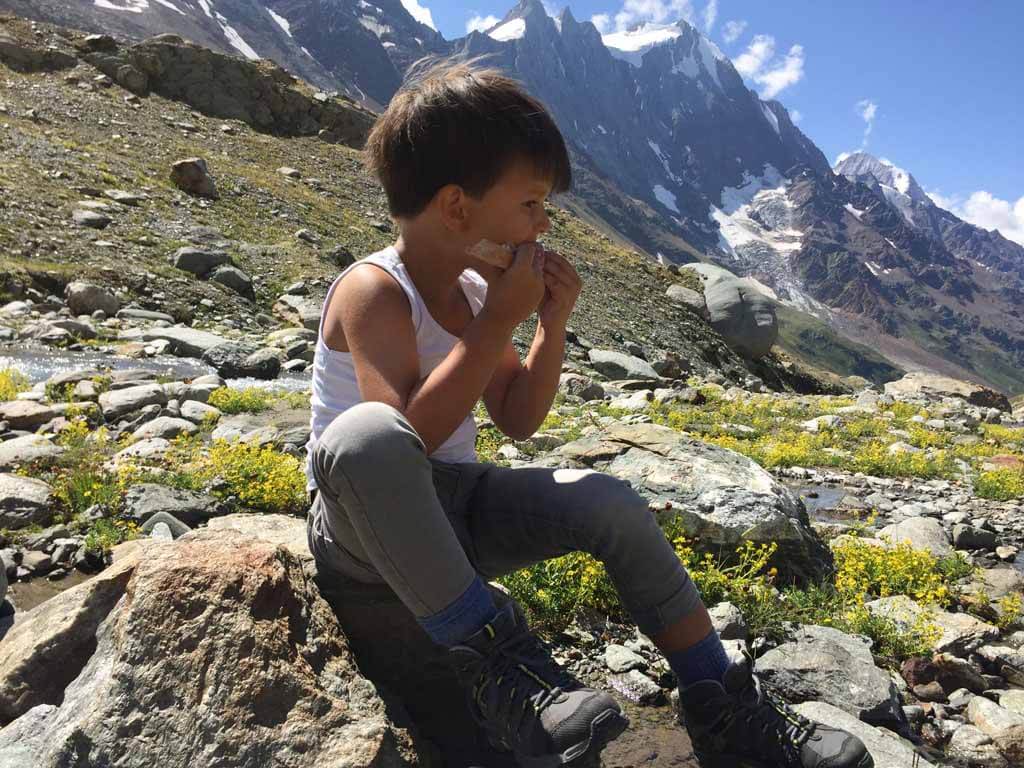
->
xmin=306 ymin=401 xmax=702 ymax=638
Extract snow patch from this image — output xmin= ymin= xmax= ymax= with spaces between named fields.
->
xmin=359 ymin=15 xmax=391 ymax=37
xmin=844 ymin=203 xmax=864 ymax=220
xmin=154 ymin=0 xmax=186 ymax=14
xmin=648 ymin=140 xmax=681 ymax=184
xmin=718 ymin=164 xmax=787 ymax=214
xmin=603 ymin=22 xmax=680 ymax=53
xmin=196 ymin=0 xmax=213 ymax=18
xmin=879 ymin=184 xmax=915 ymax=226
xmin=865 ymin=261 xmax=879 ymax=276
xmin=706 ymin=165 xmax=818 ymax=314
xmin=214 ymin=11 xmax=259 ymax=59
xmin=653 ymin=185 xmax=679 ymax=213
xmin=596 ymin=124 xmax=607 ymax=134
xmin=94 ymin=0 xmax=149 ymax=12
xmin=488 ymin=18 xmax=526 ymax=42
xmin=267 ymin=7 xmax=292 ymax=37
xmin=382 ymin=41 xmax=395 ymax=48
xmin=301 ymin=46 xmax=313 ymax=57
xmin=761 ymin=103 xmax=779 ymax=135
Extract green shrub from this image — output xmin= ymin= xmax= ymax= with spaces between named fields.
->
xmin=189 ymin=439 xmax=306 ymax=514
xmin=833 ymin=537 xmax=963 ymax=607
xmin=975 ymin=468 xmax=1024 ymax=500
xmin=0 ymin=368 xmax=30 ymax=401
xmin=83 ymin=517 xmax=140 ymax=555
xmin=207 ymin=386 xmax=274 ymax=414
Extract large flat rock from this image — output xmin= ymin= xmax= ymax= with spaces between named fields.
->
xmin=528 ymin=422 xmax=830 ymax=581
xmin=0 ymin=529 xmax=421 ymax=766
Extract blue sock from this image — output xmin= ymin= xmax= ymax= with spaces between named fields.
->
xmin=666 ymin=629 xmax=730 ymax=688
xmin=416 ymin=575 xmax=498 ymax=647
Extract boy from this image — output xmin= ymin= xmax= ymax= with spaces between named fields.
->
xmin=305 ymin=59 xmax=873 ymax=768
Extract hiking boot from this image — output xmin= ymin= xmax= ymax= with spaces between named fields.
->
xmin=678 ymin=650 xmax=874 ymax=768
xmin=448 ymin=602 xmax=629 ymax=767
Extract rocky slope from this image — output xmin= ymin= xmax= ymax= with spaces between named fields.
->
xmin=2 ymin=354 xmax=1023 ymax=766
xmin=0 ymin=13 xmax=849 ymax=394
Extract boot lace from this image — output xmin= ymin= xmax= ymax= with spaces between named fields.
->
xmin=736 ymin=675 xmax=817 ymax=766
xmin=471 ymin=628 xmax=578 ymax=742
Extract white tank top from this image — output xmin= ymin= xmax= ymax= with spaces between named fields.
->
xmin=305 ymin=245 xmax=489 ymax=490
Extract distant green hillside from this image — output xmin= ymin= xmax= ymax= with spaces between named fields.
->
xmin=775 ymin=305 xmax=904 ymax=387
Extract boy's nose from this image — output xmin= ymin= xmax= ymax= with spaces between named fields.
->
xmin=535 ymin=207 xmax=550 ymax=236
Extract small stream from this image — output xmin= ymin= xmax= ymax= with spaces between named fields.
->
xmin=0 ymin=345 xmax=311 ymax=392
xmin=786 ymin=483 xmax=859 ymax=525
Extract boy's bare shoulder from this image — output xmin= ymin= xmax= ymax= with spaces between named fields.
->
xmin=323 ymin=262 xmax=413 ymax=353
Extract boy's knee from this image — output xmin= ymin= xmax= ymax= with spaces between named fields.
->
xmin=581 ymin=472 xmax=653 ymax=531
xmin=315 ymin=401 xmax=425 ymax=471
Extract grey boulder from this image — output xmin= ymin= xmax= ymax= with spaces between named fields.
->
xmin=0 ymin=435 xmax=64 ymax=470
xmin=587 ymin=349 xmax=661 ymax=381
xmin=0 ymin=474 xmax=55 ymax=530
xmin=99 ymin=383 xmax=168 ymax=421
xmin=757 ymin=625 xmax=904 ymax=726
xmin=209 ymin=265 xmax=254 ymax=300
xmin=171 ymin=247 xmax=230 ymax=277
xmin=201 ymin=342 xmax=281 ymax=379
xmin=123 ymin=483 xmax=227 ymax=528
xmin=64 ymin=281 xmax=119 ymax=316
xmin=704 ymin=278 xmax=778 ymax=359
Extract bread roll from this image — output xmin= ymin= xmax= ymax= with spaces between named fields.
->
xmin=466 ymin=239 xmax=513 ymax=269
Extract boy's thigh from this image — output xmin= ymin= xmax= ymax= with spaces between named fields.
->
xmin=458 ymin=462 xmax=642 ymax=579
xmin=308 ymin=458 xmax=467 ymax=584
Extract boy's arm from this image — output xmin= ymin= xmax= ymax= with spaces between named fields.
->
xmin=483 ymin=322 xmax=565 ymax=440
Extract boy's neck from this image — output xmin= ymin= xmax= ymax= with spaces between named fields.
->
xmin=394 ymin=226 xmax=471 ymax=303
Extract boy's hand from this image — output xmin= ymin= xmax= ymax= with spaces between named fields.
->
xmin=537 ymin=249 xmax=581 ymax=328
xmin=479 ymin=242 xmax=546 ymax=330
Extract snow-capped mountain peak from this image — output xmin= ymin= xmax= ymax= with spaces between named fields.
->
xmin=834 ymin=151 xmax=929 ymax=206
xmin=602 ymin=19 xmax=725 ymax=74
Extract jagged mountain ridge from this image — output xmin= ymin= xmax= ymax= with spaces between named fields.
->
xmin=4 ymin=0 xmax=1024 ymax=393
xmin=0 ymin=0 xmax=446 ymax=109
xmin=835 ymin=151 xmax=1024 ymax=277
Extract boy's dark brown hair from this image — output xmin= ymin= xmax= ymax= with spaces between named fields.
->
xmin=363 ymin=56 xmax=571 ymax=219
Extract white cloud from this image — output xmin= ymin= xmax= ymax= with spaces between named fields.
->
xmin=612 ymin=0 xmax=695 ymax=32
xmin=790 ymin=109 xmax=802 ymax=124
xmin=928 ymin=189 xmax=1024 ymax=246
xmin=702 ymin=0 xmax=717 ymax=32
xmin=835 ymin=151 xmax=853 ymax=165
xmin=591 ymin=13 xmax=611 ymax=33
xmin=400 ymin=0 xmax=436 ymax=30
xmin=857 ymin=98 xmax=877 ymax=148
xmin=466 ymin=13 xmax=500 ymax=33
xmin=733 ymin=34 xmax=774 ymax=76
xmin=732 ymin=34 xmax=804 ymax=98
xmin=722 ymin=19 xmax=746 ymax=43
xmin=756 ymin=43 xmax=802 ymax=98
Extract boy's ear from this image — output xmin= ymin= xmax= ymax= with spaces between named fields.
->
xmin=436 ymin=184 xmax=473 ymax=233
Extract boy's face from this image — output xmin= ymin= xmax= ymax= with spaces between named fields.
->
xmin=464 ymin=158 xmax=553 ymax=250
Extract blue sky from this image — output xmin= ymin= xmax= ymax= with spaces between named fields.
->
xmin=405 ymin=0 xmax=1024 ymax=244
